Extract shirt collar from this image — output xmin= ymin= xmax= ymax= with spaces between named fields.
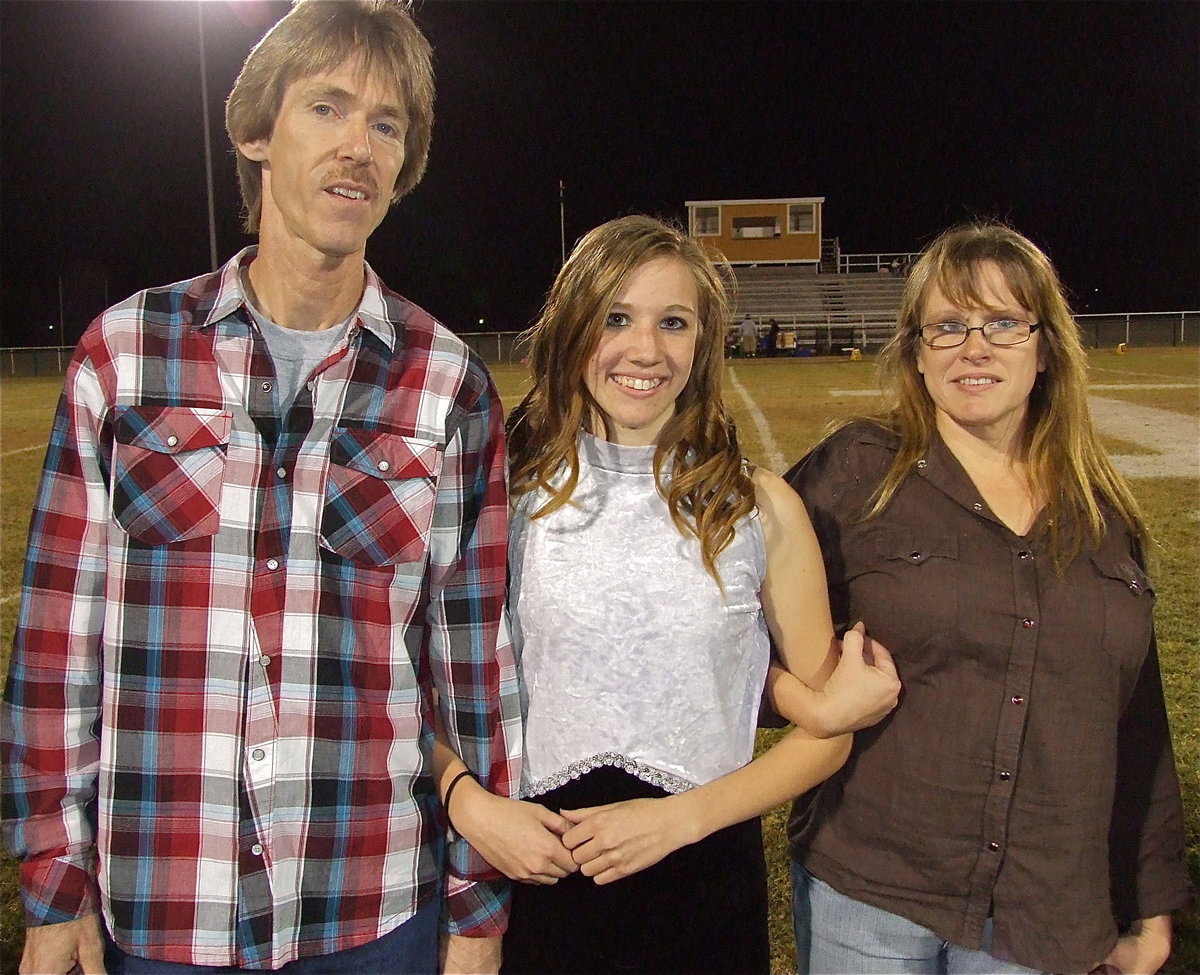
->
xmin=190 ymin=246 xmax=399 ymax=354
xmin=917 ymin=428 xmax=1013 ymax=531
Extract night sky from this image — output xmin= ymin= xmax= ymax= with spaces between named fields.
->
xmin=2 ymin=0 xmax=1197 ymax=350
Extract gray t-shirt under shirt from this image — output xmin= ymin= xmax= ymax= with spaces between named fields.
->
xmin=243 ymin=283 xmax=352 ymax=417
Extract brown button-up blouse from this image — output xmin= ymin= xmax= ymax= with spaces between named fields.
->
xmin=786 ymin=421 xmax=1190 ymax=974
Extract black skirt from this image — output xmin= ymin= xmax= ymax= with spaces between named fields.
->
xmin=501 ymin=765 xmax=770 ymax=975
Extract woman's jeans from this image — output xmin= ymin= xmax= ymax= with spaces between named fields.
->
xmin=791 ymin=860 xmax=1044 ymax=975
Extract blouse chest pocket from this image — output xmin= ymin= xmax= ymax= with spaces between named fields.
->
xmin=320 ymin=428 xmax=442 ymax=566
xmin=1088 ymin=551 xmax=1155 ymax=672
xmin=110 ymin=405 xmax=231 ymax=545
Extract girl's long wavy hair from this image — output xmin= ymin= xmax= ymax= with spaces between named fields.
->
xmin=507 ymin=215 xmax=755 ymax=581
xmin=865 ymin=221 xmax=1146 ymax=567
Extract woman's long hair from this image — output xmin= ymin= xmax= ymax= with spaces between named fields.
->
xmin=865 ymin=221 xmax=1145 ymax=566
xmin=507 ymin=215 xmax=754 ymax=581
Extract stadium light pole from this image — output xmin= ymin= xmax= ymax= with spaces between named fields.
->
xmin=198 ymin=1 xmax=219 ymax=272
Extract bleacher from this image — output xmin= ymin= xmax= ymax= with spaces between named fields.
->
xmin=724 ymin=265 xmax=907 ymax=355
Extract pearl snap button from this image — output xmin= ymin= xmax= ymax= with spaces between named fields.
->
xmin=166 ymin=435 xmax=179 ymax=447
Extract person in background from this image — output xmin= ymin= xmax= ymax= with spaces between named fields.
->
xmin=739 ymin=310 xmax=760 ymax=357
xmin=768 ymin=317 xmax=781 ymax=356
xmin=435 ymin=215 xmax=901 ymax=974
xmin=1 ymin=3 xmax=519 ymax=973
xmin=787 ymin=221 xmax=1191 ymax=975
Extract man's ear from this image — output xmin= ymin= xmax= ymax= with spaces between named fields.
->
xmin=238 ymin=138 xmax=269 ymax=162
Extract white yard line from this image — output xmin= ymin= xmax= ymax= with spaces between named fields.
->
xmin=1082 ymin=382 xmax=1197 ymax=391
xmin=1 ymin=443 xmax=46 ymax=459
xmin=727 ymin=367 xmax=786 ymax=473
xmin=1090 ymin=364 xmax=1199 ymax=383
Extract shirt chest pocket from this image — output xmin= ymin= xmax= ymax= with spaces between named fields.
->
xmin=110 ymin=405 xmax=231 ymax=545
xmin=320 ymin=428 xmax=442 ymax=566
xmin=1089 ymin=551 xmax=1155 ymax=672
xmin=840 ymin=526 xmax=961 ymax=640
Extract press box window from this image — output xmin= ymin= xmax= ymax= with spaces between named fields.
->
xmin=693 ymin=206 xmax=720 ymax=236
xmin=732 ymin=216 xmax=780 ymax=239
xmin=788 ymin=203 xmax=815 ymax=234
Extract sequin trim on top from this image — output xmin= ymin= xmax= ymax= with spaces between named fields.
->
xmin=520 ymin=752 xmax=694 ymax=798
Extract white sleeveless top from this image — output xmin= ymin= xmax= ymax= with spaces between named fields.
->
xmin=509 ymin=433 xmax=770 ymax=797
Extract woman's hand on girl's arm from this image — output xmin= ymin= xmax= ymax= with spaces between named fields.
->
xmin=756 ymin=465 xmax=900 ymax=737
xmin=766 ymin=623 xmax=901 ymax=738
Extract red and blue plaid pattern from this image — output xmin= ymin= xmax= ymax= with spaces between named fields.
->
xmin=2 ymin=249 xmax=521 ymax=967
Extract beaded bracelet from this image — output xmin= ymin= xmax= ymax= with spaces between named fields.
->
xmin=443 ymin=769 xmax=475 ymax=822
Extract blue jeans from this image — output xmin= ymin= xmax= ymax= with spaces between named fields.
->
xmin=108 ymin=900 xmax=439 ymax=974
xmin=791 ymin=860 xmax=1044 ymax=975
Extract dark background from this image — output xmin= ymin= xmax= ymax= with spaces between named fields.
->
xmin=2 ymin=0 xmax=1197 ymax=349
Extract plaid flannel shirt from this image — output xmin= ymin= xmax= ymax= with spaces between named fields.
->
xmin=2 ymin=249 xmax=522 ymax=968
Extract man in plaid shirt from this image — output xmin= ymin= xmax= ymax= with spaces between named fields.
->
xmin=2 ymin=2 xmax=521 ymax=972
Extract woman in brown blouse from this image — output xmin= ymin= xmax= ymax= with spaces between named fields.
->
xmin=786 ymin=222 xmax=1190 ymax=974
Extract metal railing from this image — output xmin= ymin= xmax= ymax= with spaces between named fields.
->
xmin=2 ymin=312 xmax=1195 ymax=375
xmin=837 ymin=251 xmax=922 ymax=274
xmin=1075 ymin=311 xmax=1197 ymax=349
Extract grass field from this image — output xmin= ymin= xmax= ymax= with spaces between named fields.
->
xmin=1 ymin=348 xmax=1197 ymax=973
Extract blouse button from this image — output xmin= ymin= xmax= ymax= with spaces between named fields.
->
xmin=266 ymin=558 xmax=280 ymax=571
xmin=1018 ymin=550 xmax=1032 ymax=560
xmin=377 ymin=460 xmax=391 ymax=473
xmin=998 ymin=770 xmax=1012 ymax=781
xmin=908 ymin=551 xmax=922 ymax=561
xmin=1011 ymin=694 xmax=1025 ymax=705
xmin=166 ymin=435 xmax=179 ymax=448
xmin=251 ymin=748 xmax=265 ymax=761
xmin=259 ymin=655 xmax=271 ymax=667
xmin=276 ymin=467 xmax=287 ymax=479
xmin=251 ymin=843 xmax=264 ymax=856
xmin=1128 ymin=580 xmax=1141 ymax=592
xmin=972 ymin=502 xmax=984 ymax=511
xmin=262 ymin=381 xmax=273 ymax=392
xmin=915 ymin=459 xmax=928 ymax=469
xmin=1022 ymin=618 xmax=1035 ymax=629
xmin=987 ymin=841 xmax=1000 ymax=852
